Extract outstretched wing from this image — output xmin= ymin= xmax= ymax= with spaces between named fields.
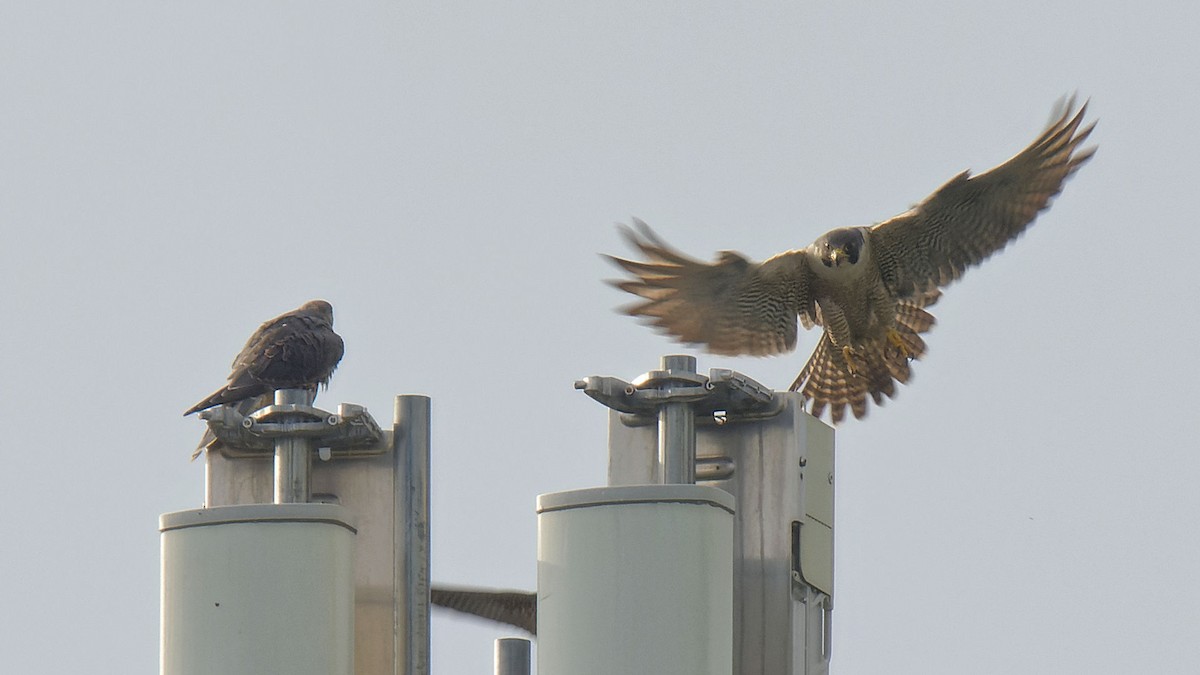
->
xmin=431 ymin=586 xmax=537 ymax=635
xmin=869 ymin=98 xmax=1096 ymax=297
xmin=607 ymin=219 xmax=816 ymax=356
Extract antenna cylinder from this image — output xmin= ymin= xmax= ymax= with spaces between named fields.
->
xmin=536 ymin=485 xmax=734 ymax=675
xmin=160 ymin=504 xmax=356 ymax=675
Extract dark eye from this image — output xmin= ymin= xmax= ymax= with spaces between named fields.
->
xmin=844 ymin=241 xmax=857 ymax=255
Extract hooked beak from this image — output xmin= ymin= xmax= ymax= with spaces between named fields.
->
xmin=827 ymin=247 xmax=845 ymax=267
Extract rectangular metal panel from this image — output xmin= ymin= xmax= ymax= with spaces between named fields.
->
xmin=606 ymin=393 xmax=833 ymax=675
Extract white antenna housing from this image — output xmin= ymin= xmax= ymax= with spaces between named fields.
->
xmin=537 ymin=485 xmax=735 ymax=675
xmin=160 ymin=503 xmax=356 ymax=675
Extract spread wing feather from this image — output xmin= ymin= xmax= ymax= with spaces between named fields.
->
xmin=607 ymin=219 xmax=816 ymax=356
xmin=431 ymin=586 xmax=537 ymax=635
xmin=870 ymin=98 xmax=1096 ymax=297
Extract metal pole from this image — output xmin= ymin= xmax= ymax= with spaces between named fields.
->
xmin=494 ymin=638 xmax=531 ymax=675
xmin=658 ymin=354 xmax=696 ymax=484
xmin=274 ymin=388 xmax=314 ymax=503
xmin=395 ymin=395 xmax=431 ymax=675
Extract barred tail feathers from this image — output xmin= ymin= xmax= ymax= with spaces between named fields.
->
xmin=790 ymin=301 xmax=935 ymax=423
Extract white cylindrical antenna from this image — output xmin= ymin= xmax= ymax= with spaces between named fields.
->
xmin=537 ymin=485 xmax=734 ymax=675
xmin=160 ymin=503 xmax=356 ymax=675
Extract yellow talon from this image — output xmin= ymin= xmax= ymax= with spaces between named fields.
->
xmin=887 ymin=328 xmax=912 ymax=359
xmin=841 ymin=345 xmax=860 ymax=375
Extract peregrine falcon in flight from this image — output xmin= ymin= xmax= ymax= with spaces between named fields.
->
xmin=184 ymin=299 xmax=345 ymax=418
xmin=608 ymin=99 xmax=1095 ymax=423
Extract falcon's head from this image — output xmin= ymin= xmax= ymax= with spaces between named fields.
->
xmin=811 ymin=227 xmax=868 ymax=271
xmin=299 ymin=299 xmax=336 ymax=324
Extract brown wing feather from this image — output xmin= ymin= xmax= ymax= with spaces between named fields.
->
xmin=184 ymin=300 xmax=344 ymax=416
xmin=870 ymin=98 xmax=1096 ymax=297
xmin=431 ymin=586 xmax=537 ymax=635
xmin=607 ymin=219 xmax=816 ymax=356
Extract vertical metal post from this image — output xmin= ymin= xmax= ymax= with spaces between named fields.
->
xmin=274 ymin=388 xmax=315 ymax=503
xmin=658 ymin=354 xmax=697 ymax=484
xmin=395 ymin=395 xmax=431 ymax=675
xmin=494 ymin=637 xmax=531 ymax=675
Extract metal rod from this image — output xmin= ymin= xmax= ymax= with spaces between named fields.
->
xmin=494 ymin=637 xmax=531 ymax=675
xmin=273 ymin=388 xmax=314 ymax=504
xmin=395 ymin=395 xmax=431 ymax=675
xmin=658 ymin=354 xmax=696 ymax=484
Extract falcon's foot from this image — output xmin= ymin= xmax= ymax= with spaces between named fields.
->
xmin=841 ymin=345 xmax=867 ymax=377
xmin=886 ymin=328 xmax=914 ymax=359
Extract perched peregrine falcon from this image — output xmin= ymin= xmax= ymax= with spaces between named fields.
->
xmin=608 ymin=99 xmax=1095 ymax=424
xmin=184 ymin=299 xmax=345 ymax=420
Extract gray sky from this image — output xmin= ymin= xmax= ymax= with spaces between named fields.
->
xmin=2 ymin=2 xmax=1197 ymax=673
